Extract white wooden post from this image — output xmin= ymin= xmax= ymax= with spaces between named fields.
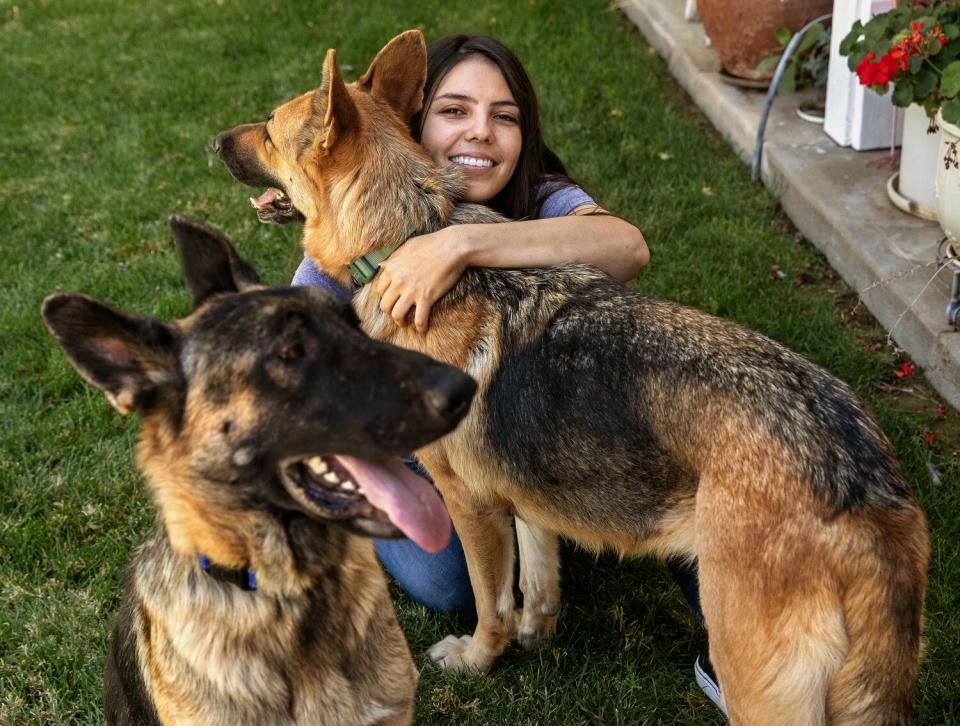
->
xmin=824 ymin=0 xmax=903 ymax=150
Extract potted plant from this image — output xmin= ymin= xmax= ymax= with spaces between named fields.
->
xmin=937 ymin=109 xmax=960 ymax=250
xmin=697 ymin=0 xmax=833 ymax=83
xmin=757 ymin=21 xmax=832 ymax=121
xmin=839 ymin=1 xmax=960 ymax=222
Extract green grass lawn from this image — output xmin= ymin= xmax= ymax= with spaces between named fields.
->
xmin=2 ymin=1 xmax=958 ymax=723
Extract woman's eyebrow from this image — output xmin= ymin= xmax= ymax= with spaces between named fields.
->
xmin=433 ymin=92 xmax=519 ymax=108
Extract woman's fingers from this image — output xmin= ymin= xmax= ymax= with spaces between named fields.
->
xmin=379 ymin=284 xmax=403 ymax=319
xmin=390 ymin=294 xmax=415 ymax=327
xmin=414 ymin=297 xmax=432 ymax=333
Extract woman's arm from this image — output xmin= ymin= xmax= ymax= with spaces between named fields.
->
xmin=375 ymin=206 xmax=649 ymax=332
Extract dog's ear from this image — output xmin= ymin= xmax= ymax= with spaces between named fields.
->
xmin=357 ymin=30 xmax=427 ymax=121
xmin=41 ymin=294 xmax=182 ymax=416
xmin=312 ymin=48 xmax=359 ymax=151
xmin=169 ymin=215 xmax=261 ymax=310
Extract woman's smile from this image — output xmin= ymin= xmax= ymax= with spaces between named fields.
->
xmin=449 ymin=154 xmax=497 ymax=169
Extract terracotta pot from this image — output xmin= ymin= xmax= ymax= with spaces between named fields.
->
xmin=698 ymin=0 xmax=833 ymax=80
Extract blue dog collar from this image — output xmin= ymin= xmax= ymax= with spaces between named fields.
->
xmin=197 ymin=553 xmax=257 ymax=591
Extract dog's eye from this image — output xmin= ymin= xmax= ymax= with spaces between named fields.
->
xmin=279 ymin=342 xmax=305 ymax=361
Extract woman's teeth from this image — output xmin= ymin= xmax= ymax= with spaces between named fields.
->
xmin=451 ymin=155 xmax=494 ymax=168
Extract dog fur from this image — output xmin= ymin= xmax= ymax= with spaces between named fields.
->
xmin=214 ymin=31 xmax=930 ymax=724
xmin=42 ymin=216 xmax=476 ymax=726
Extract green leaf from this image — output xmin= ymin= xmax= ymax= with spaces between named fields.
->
xmin=839 ymin=21 xmax=863 ymax=56
xmin=778 ymin=63 xmax=797 ymax=96
xmin=796 ymin=25 xmax=821 ymax=55
xmin=914 ymin=68 xmax=938 ymax=101
xmin=756 ymin=55 xmax=781 ymax=75
xmin=846 ymin=49 xmax=869 ymax=72
xmin=865 ymin=15 xmax=892 ymax=43
xmin=946 ymin=24 xmax=960 ymax=41
xmin=941 ymin=61 xmax=960 ymax=98
xmin=908 ymin=55 xmax=923 ymax=74
xmin=892 ymin=79 xmax=914 ymax=107
xmin=942 ymin=98 xmax=960 ymax=125
xmin=774 ymin=26 xmax=792 ymax=48
xmin=891 ymin=29 xmax=911 ymax=45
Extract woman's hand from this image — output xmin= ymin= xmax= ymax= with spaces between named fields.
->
xmin=373 ymin=211 xmax=649 ymax=333
xmin=374 ymin=227 xmax=470 ymax=333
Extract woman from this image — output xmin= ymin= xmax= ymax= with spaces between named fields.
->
xmin=369 ymin=35 xmax=648 ymax=333
xmin=293 ymin=33 xmax=649 ymax=613
xmin=291 ymin=36 xmax=723 ymax=709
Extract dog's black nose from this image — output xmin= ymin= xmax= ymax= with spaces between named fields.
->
xmin=424 ymin=369 xmax=476 ymax=422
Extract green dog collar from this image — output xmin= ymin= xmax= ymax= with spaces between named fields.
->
xmin=347 ymin=225 xmax=421 ymax=287
xmin=347 ymin=242 xmax=403 ymax=287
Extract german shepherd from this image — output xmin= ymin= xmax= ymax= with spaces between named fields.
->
xmin=42 ymin=216 xmax=476 ymax=726
xmin=214 ymin=31 xmax=931 ymax=724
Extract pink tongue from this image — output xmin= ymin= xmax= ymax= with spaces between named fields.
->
xmin=250 ymin=188 xmax=279 ymax=209
xmin=334 ymin=455 xmax=451 ymax=553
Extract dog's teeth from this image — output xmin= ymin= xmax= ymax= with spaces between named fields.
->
xmin=323 ymin=471 xmax=340 ymax=484
xmin=305 ymin=456 xmax=328 ymax=475
xmin=340 ymin=480 xmax=356 ymax=492
xmin=275 ymin=190 xmax=285 ymax=200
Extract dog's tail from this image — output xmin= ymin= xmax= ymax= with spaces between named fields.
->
xmin=826 ymin=502 xmax=929 ymax=725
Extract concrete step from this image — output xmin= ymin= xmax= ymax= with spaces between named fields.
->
xmin=619 ymin=0 xmax=960 ymax=410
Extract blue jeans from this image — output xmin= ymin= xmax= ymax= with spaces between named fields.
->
xmin=375 ymin=458 xmax=474 ymax=612
xmin=375 ymin=528 xmax=475 ymax=612
xmin=379 ymin=462 xmax=705 ymax=620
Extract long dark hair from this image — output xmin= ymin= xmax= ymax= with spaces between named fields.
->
xmin=409 ymin=34 xmax=579 ymax=220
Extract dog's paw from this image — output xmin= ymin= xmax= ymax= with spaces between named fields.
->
xmin=427 ymin=634 xmax=491 ymax=674
xmin=513 ymin=603 xmax=559 ymax=648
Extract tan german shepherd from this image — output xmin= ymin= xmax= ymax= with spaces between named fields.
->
xmin=215 ymin=31 xmax=930 ymax=725
xmin=42 ymin=216 xmax=476 ymax=726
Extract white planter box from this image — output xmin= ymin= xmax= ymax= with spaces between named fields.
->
xmin=824 ymin=0 xmax=903 ymax=150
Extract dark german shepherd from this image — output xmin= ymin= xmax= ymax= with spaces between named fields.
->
xmin=42 ymin=216 xmax=476 ymax=726
xmin=214 ymin=31 xmax=930 ymax=724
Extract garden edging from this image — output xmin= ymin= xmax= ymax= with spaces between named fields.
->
xmin=619 ymin=0 xmax=960 ymax=411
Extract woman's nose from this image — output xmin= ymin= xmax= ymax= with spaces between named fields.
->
xmin=466 ymin=114 xmax=492 ymax=143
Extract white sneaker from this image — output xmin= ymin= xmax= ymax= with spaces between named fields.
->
xmin=694 ymin=654 xmax=728 ymax=718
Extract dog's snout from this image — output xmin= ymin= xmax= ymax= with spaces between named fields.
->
xmin=424 ymin=369 xmax=476 ymax=422
xmin=212 ymin=131 xmax=230 ymax=155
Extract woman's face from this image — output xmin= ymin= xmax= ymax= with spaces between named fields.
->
xmin=419 ymin=56 xmax=523 ymax=204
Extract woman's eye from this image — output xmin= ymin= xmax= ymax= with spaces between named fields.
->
xmin=439 ymin=107 xmax=465 ymax=116
xmin=495 ymin=113 xmax=518 ymax=124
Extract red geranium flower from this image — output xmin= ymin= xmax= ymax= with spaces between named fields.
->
xmin=895 ymin=361 xmax=915 ymax=378
xmin=910 ymin=20 xmax=925 ymax=45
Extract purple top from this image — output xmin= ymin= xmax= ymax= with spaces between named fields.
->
xmin=290 ymin=182 xmax=596 ymax=297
